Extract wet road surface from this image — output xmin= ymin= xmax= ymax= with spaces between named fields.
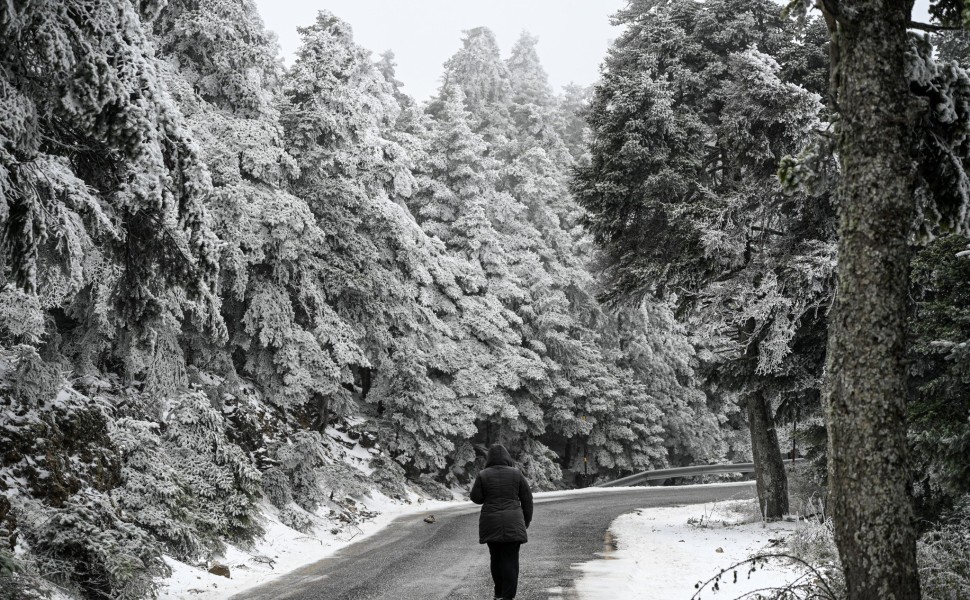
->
xmin=231 ymin=482 xmax=756 ymax=600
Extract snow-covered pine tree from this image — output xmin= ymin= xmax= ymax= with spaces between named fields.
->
xmin=0 ymin=2 xmax=236 ymax=596
xmin=279 ymin=11 xmax=418 ymax=423
xmin=501 ymin=35 xmax=673 ymax=477
xmin=505 ymin=33 xmax=569 ymax=159
xmin=908 ymin=233 xmax=970 ymax=519
xmin=279 ymin=13 xmax=499 ymax=475
xmin=435 ymin=35 xmax=590 ymax=477
xmin=434 ymin=29 xmax=702 ymax=479
xmin=557 ymin=83 xmax=594 ymax=166
xmin=0 ymin=0 xmax=223 ymax=379
xmin=149 ymin=0 xmax=370 ymax=547
xmin=903 ymin=26 xmax=970 ymax=522
xmin=574 ymin=0 xmax=833 ymax=517
xmin=410 ymin=84 xmax=554 ymax=477
xmin=438 ymin=27 xmax=514 ymax=153
xmin=155 ymin=0 xmax=363 ymax=418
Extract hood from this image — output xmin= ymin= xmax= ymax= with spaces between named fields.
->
xmin=485 ymin=444 xmax=514 ymax=467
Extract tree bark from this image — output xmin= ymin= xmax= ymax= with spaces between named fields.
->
xmin=824 ymin=1 xmax=922 ymax=598
xmin=747 ymin=390 xmax=789 ymax=519
xmin=316 ymin=393 xmax=330 ymax=433
xmin=739 ymin=317 xmax=790 ymax=519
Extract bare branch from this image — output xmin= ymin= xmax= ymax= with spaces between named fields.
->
xmin=908 ymin=21 xmax=964 ymax=33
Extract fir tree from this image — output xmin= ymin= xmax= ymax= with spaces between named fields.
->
xmin=280 ymin=13 xmax=509 ymax=474
xmin=0 ymin=0 xmax=223 ymax=379
xmin=574 ymin=0 xmax=833 ymax=517
xmin=413 ymin=84 xmax=549 ymax=461
xmin=437 ymin=29 xmax=700 ymax=477
xmin=438 ymin=27 xmax=514 ymax=151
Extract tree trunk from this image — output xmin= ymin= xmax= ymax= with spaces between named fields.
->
xmin=824 ymin=1 xmax=921 ymax=598
xmin=747 ymin=390 xmax=789 ymax=519
xmin=316 ymin=393 xmax=330 ymax=433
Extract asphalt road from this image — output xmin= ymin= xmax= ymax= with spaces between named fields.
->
xmin=231 ymin=482 xmax=756 ymax=600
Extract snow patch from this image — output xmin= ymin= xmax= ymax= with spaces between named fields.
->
xmin=573 ymin=499 xmax=804 ymax=600
xmin=156 ymin=492 xmax=462 ymax=599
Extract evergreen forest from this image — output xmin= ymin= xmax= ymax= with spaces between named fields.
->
xmin=1 ymin=0 xmax=969 ymax=598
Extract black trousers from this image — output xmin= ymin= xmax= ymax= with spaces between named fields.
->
xmin=486 ymin=541 xmax=521 ymax=599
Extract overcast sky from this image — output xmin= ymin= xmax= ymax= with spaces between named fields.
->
xmin=252 ymin=0 xmax=934 ymax=102
xmin=252 ymin=0 xmax=626 ymax=101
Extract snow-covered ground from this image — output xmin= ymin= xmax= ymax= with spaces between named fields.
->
xmin=157 ymin=492 xmax=463 ymax=599
xmin=574 ymin=499 xmax=806 ymax=600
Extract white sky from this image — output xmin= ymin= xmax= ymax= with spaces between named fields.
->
xmin=914 ymin=0 xmax=932 ymax=22
xmin=252 ymin=0 xmax=626 ymax=101
xmin=252 ymin=0 xmax=935 ymax=102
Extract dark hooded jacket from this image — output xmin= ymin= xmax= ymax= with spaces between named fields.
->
xmin=470 ymin=444 xmax=534 ymax=544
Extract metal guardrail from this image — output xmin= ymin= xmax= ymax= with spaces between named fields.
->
xmin=594 ymin=458 xmax=807 ymax=488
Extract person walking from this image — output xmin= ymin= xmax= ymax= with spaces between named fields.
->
xmin=470 ymin=444 xmax=534 ymax=600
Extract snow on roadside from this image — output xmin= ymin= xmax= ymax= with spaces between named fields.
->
xmin=157 ymin=492 xmax=464 ymax=599
xmin=573 ymin=499 xmax=804 ymax=600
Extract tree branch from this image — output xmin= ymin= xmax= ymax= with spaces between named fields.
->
xmin=908 ymin=21 xmax=964 ymax=33
xmin=752 ymin=225 xmax=786 ymax=237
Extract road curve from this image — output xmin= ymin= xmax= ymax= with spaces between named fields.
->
xmin=231 ymin=482 xmax=756 ymax=600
